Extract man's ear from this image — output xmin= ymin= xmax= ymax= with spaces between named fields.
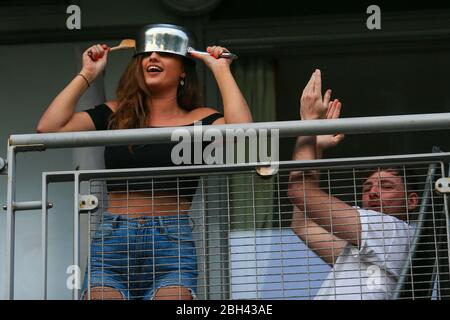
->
xmin=180 ymin=72 xmax=186 ymax=79
xmin=407 ymin=192 xmax=419 ymax=211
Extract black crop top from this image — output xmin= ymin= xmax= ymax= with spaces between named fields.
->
xmin=84 ymin=104 xmax=224 ymax=201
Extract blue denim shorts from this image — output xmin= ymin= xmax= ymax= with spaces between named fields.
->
xmin=82 ymin=213 xmax=198 ymax=300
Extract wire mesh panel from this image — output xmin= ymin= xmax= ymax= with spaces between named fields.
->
xmin=84 ymin=174 xmax=232 ymax=300
xmin=79 ymin=160 xmax=450 ymax=300
xmin=285 ymin=162 xmax=449 ymax=300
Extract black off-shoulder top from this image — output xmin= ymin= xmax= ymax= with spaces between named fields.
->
xmin=84 ymin=104 xmax=224 ymax=202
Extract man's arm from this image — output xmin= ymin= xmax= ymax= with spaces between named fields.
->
xmin=289 ymin=164 xmax=362 ymax=247
xmin=289 ymin=70 xmax=362 ymax=247
xmin=291 ymin=206 xmax=347 ymax=265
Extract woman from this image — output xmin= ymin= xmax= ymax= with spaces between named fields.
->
xmin=37 ymin=24 xmax=252 ymax=300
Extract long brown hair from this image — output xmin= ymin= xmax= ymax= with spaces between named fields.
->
xmin=108 ymin=54 xmax=203 ymax=130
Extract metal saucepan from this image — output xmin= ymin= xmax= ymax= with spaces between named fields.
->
xmin=135 ymin=23 xmax=238 ymax=60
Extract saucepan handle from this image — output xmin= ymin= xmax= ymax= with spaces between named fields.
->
xmin=187 ymin=47 xmax=238 ymax=60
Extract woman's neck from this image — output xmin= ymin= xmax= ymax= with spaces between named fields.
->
xmin=145 ymin=93 xmax=182 ymax=117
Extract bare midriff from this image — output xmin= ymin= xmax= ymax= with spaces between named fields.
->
xmin=106 ymin=191 xmax=191 ymax=217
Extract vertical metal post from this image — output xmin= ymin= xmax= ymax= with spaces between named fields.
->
xmin=226 ymin=176 xmax=232 ymax=300
xmin=5 ymin=145 xmax=16 ymax=299
xmin=41 ymin=173 xmax=48 ymax=300
xmin=442 ymin=165 xmax=450 ymax=299
xmin=200 ymin=177 xmax=209 ymax=299
xmin=73 ymin=173 xmax=80 ymax=300
xmin=437 ymin=189 xmax=450 ymax=288
xmin=87 ymin=180 xmax=94 ymax=300
xmin=251 ymin=174 xmax=258 ymax=299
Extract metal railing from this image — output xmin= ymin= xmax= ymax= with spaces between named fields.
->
xmin=3 ymin=113 xmax=450 ymax=300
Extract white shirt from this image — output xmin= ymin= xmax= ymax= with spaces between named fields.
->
xmin=315 ymin=208 xmax=415 ymax=300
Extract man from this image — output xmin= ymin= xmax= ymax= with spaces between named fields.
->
xmin=288 ymin=69 xmax=419 ymax=299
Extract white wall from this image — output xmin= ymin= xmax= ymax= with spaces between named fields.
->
xmin=0 ymin=43 xmax=75 ymax=299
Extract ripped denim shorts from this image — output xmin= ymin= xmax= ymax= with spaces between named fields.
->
xmin=81 ymin=213 xmax=198 ymax=300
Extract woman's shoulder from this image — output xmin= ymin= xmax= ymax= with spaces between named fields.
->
xmin=188 ymin=107 xmax=224 ymax=124
xmin=188 ymin=107 xmax=220 ymax=117
xmin=104 ymin=100 xmax=119 ymax=113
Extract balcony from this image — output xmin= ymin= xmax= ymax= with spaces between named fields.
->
xmin=2 ymin=114 xmax=450 ymax=300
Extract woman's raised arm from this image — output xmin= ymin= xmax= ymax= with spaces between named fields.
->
xmin=190 ymin=46 xmax=252 ymax=124
xmin=37 ymin=44 xmax=110 ymax=133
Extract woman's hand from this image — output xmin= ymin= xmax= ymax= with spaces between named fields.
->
xmin=300 ymin=69 xmax=331 ymax=120
xmin=80 ymin=44 xmax=110 ymax=83
xmin=190 ymin=45 xmax=252 ymax=124
xmin=189 ymin=46 xmax=233 ymax=71
xmin=316 ymin=99 xmax=345 ymax=151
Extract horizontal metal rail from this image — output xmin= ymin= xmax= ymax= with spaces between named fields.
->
xmin=40 ymin=152 xmax=450 ymax=183
xmin=2 ymin=201 xmax=53 ymax=211
xmin=8 ymin=113 xmax=450 ymax=150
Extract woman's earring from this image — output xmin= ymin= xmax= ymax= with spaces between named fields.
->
xmin=180 ymin=79 xmax=185 ymax=87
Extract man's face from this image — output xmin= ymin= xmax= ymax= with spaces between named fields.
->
xmin=361 ymin=170 xmax=417 ymax=216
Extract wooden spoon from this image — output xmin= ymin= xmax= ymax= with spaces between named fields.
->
xmin=87 ymin=39 xmax=136 ymax=58
xmin=109 ymin=39 xmax=136 ymax=52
